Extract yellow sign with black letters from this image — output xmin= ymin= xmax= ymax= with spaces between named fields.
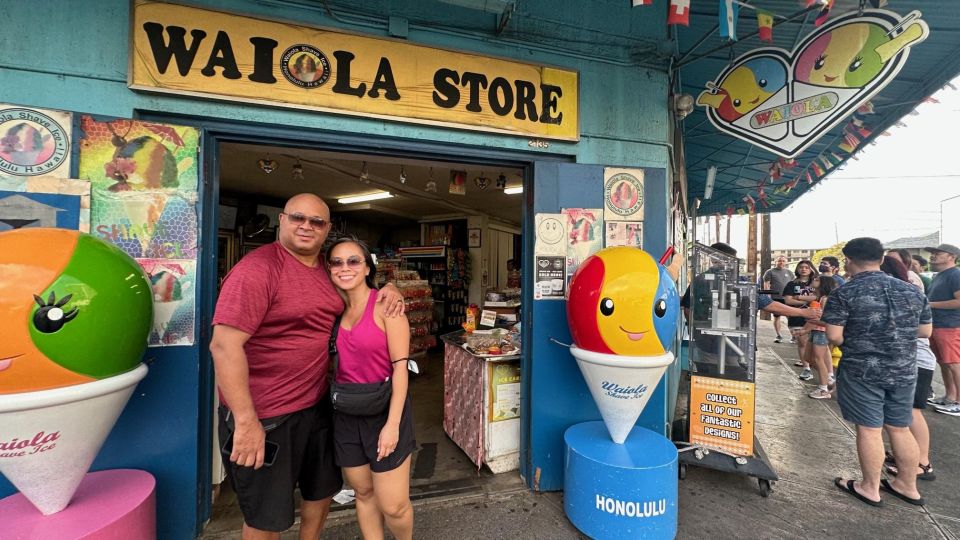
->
xmin=130 ymin=1 xmax=579 ymax=140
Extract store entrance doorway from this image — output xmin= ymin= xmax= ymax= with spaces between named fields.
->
xmin=203 ymin=140 xmax=526 ymax=534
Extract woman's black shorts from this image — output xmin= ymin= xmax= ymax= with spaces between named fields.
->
xmin=334 ymin=394 xmax=416 ymax=473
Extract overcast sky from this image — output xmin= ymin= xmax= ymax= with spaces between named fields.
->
xmin=699 ymin=76 xmax=960 ymax=253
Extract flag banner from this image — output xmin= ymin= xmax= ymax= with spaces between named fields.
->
xmin=757 ymin=9 xmax=774 ymax=42
xmin=719 ymin=0 xmax=739 ymax=39
xmin=668 ymin=0 xmax=691 ymax=26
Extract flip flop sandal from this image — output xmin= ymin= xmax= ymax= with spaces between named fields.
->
xmin=879 ymin=479 xmax=924 ymax=506
xmin=885 ymin=463 xmax=937 ymax=482
xmin=834 ymin=477 xmax=882 ymax=507
xmin=883 ymin=451 xmax=896 ymax=465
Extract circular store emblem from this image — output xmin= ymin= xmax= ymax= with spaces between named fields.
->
xmin=0 ymin=108 xmax=69 ymax=176
xmin=280 ymin=45 xmax=331 ymax=89
xmin=604 ymin=173 xmax=644 ymax=217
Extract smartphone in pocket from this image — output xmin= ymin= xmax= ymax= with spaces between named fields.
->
xmin=221 ymin=435 xmax=279 ymax=467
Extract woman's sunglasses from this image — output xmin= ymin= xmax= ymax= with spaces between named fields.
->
xmin=328 ymin=256 xmax=365 ymax=269
xmin=282 ymin=212 xmax=329 ymax=229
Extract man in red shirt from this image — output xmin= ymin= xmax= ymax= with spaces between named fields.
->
xmin=211 ymin=193 xmax=404 ymax=539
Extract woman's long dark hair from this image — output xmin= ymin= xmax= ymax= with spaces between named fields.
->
xmin=816 ymin=275 xmax=838 ymax=298
xmin=325 ymin=235 xmax=378 ymax=289
xmin=880 ymin=255 xmax=910 ymax=283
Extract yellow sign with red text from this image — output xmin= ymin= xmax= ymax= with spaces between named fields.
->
xmin=689 ymin=376 xmax=755 ymax=456
xmin=129 ymin=1 xmax=579 ymax=140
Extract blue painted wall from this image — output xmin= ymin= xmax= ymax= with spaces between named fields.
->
xmin=0 ymin=1 xmax=673 ymax=536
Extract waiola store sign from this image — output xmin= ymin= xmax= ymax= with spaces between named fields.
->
xmin=129 ymin=1 xmax=579 ymax=140
xmin=696 ymin=10 xmax=928 ymax=158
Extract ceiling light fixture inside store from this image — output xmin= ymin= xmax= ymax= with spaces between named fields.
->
xmin=425 ymin=167 xmax=437 ymax=193
xmin=504 ymin=186 xmax=523 ymax=195
xmin=337 ymin=191 xmax=394 ymax=204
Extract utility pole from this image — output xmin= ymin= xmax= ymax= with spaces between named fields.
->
xmin=747 ymin=211 xmax=758 ymax=281
xmin=726 ymin=214 xmax=731 ymax=245
xmin=761 ymin=213 xmax=771 ymax=280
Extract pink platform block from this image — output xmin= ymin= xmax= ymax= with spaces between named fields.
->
xmin=1 ymin=469 xmax=156 ymax=540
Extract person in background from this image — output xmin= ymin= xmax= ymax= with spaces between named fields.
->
xmin=763 ymin=256 xmax=795 ymax=343
xmin=506 ymin=258 xmax=521 ymax=289
xmin=210 ymin=193 xmax=406 ymax=539
xmin=911 ymin=254 xmax=932 ymax=293
xmin=880 ymin=254 xmax=937 ymax=482
xmin=805 ymin=276 xmax=839 ymax=399
xmin=823 ymin=238 xmax=931 ymax=507
xmin=818 ymin=256 xmax=846 ymax=286
xmin=326 ymin=237 xmax=416 ymax=540
xmin=890 ymin=249 xmax=924 ymax=291
xmin=925 ymin=243 xmax=960 ymax=416
xmin=783 ymin=260 xmax=819 ymax=380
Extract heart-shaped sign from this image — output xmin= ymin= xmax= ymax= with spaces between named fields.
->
xmin=697 ymin=9 xmax=929 ymax=158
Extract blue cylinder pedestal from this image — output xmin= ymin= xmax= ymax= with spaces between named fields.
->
xmin=564 ymin=421 xmax=678 ymax=539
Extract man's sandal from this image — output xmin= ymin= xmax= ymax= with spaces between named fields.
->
xmin=879 ymin=479 xmax=924 ymax=506
xmin=884 ymin=462 xmax=936 ymax=482
xmin=834 ymin=478 xmax=882 ymax=507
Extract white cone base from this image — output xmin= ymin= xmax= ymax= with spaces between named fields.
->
xmin=570 ymin=347 xmax=673 ymax=444
xmin=0 ymin=364 xmax=148 ymax=515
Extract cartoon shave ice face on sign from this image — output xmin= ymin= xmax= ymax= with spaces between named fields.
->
xmin=0 ymin=107 xmax=70 ymax=177
xmin=697 ymin=10 xmax=929 ymax=158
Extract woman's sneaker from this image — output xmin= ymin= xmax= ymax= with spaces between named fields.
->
xmin=798 ymin=368 xmax=813 ymax=381
xmin=928 ymin=395 xmax=947 ymax=406
xmin=933 ymin=401 xmax=960 ymax=416
xmin=774 ymin=335 xmax=783 ymax=343
xmin=828 ymin=374 xmax=836 ymax=388
xmin=809 ymin=388 xmax=831 ymax=399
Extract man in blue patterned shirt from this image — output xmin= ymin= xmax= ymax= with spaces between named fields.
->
xmin=821 ymin=238 xmax=932 ymax=508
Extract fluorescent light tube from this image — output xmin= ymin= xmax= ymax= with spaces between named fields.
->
xmin=704 ymin=165 xmax=717 ymax=200
xmin=504 ymin=186 xmax=523 ymax=194
xmin=337 ymin=191 xmax=393 ymax=204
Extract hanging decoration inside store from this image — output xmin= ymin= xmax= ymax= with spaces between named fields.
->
xmin=473 ymin=172 xmax=490 ymax=190
xmin=424 ymin=167 xmax=437 ymax=193
xmin=399 ymin=166 xmax=407 ymax=184
xmin=696 ymin=9 xmax=930 ymax=158
xmin=0 ymin=104 xmax=72 ymax=184
xmin=0 ymin=177 xmax=91 ymax=233
xmin=257 ymin=159 xmax=277 ymax=174
xmin=496 ymin=173 xmax=508 ymax=190
xmin=449 ymin=170 xmax=467 ymax=196
xmin=359 ymin=161 xmax=370 ymax=183
xmin=0 ymin=228 xmax=152 ymax=515
xmin=291 ymin=159 xmax=304 ymax=181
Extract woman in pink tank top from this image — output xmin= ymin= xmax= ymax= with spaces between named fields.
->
xmin=326 ymin=237 xmax=415 ymax=540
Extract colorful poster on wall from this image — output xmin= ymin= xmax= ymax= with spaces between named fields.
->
xmin=91 ymin=190 xmax=198 ymax=260
xmin=604 ymin=221 xmax=643 ymax=248
xmin=534 ymin=213 xmax=566 ymax=257
xmin=0 ymin=105 xmax=72 ymax=183
xmin=562 ymin=208 xmax=603 ymax=286
xmin=488 ymin=361 xmax=521 ymax=422
xmin=0 ymin=177 xmax=90 ymax=232
xmin=696 ymin=10 xmax=929 ymax=158
xmin=139 ymin=259 xmax=196 ymax=346
xmin=689 ymin=375 xmax=755 ymax=457
xmin=78 ymin=116 xmax=199 ymax=193
xmin=534 ymin=255 xmax=566 ymax=300
xmin=603 ymin=168 xmax=644 ymax=222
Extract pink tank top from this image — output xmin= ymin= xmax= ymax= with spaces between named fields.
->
xmin=335 ymin=289 xmax=393 ymax=384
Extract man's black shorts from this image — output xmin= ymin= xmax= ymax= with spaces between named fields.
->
xmin=334 ymin=394 xmax=416 ymax=473
xmin=218 ymin=397 xmax=342 ymax=532
xmin=913 ymin=368 xmax=934 ymax=409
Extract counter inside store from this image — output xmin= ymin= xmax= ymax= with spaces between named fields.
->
xmin=440 ymin=323 xmax=522 ymax=473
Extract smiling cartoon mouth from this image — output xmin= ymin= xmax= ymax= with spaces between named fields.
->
xmin=750 ymin=96 xmax=761 ymax=104
xmin=824 ymin=75 xmax=837 ymax=82
xmin=618 ymin=327 xmax=647 ymax=341
xmin=0 ymin=355 xmax=22 ymax=372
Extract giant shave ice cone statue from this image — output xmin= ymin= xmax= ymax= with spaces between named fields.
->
xmin=0 ymin=228 xmax=152 ymax=515
xmin=566 ymin=247 xmax=679 ymax=443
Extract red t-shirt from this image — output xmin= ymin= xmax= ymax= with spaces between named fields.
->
xmin=213 ymin=242 xmax=345 ymax=418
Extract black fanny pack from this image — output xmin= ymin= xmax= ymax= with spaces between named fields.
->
xmin=329 ymin=316 xmax=392 ymax=416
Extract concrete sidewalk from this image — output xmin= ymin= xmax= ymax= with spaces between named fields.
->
xmin=209 ymin=319 xmax=960 ymax=539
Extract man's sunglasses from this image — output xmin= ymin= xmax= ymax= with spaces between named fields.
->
xmin=282 ymin=212 xmax=329 ymax=229
xmin=328 ymin=256 xmax=365 ymax=269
